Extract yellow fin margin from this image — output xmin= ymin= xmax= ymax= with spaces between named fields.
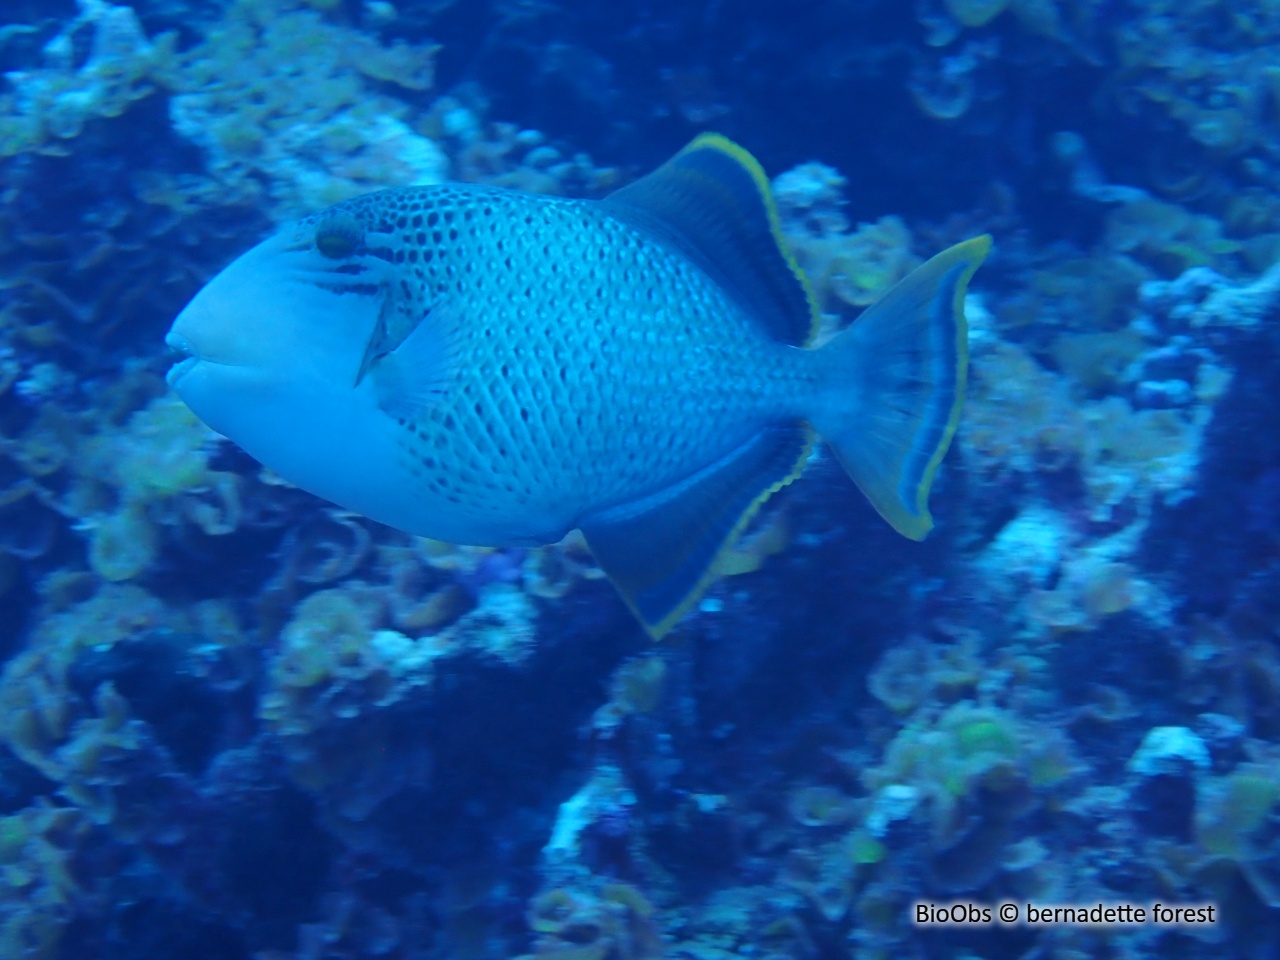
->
xmin=678 ymin=133 xmax=824 ymax=347
xmin=642 ymin=427 xmax=815 ymax=640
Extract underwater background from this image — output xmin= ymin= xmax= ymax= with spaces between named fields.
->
xmin=0 ymin=0 xmax=1279 ymax=958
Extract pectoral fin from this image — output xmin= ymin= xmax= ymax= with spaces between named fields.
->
xmin=368 ymin=300 xmax=465 ymax=422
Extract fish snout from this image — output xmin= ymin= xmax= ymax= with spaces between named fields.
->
xmin=164 ymin=329 xmax=201 ymax=388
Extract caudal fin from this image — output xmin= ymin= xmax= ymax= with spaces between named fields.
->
xmin=814 ymin=236 xmax=991 ymax=540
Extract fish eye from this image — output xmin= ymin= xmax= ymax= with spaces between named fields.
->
xmin=314 ymin=213 xmax=365 ymax=259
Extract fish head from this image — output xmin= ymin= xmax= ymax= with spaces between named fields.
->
xmin=165 ymin=210 xmax=393 ymax=485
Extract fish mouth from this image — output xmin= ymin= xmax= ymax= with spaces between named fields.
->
xmin=165 ymin=331 xmax=201 ymax=388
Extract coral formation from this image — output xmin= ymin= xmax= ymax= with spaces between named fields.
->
xmin=0 ymin=583 xmax=233 ymax=804
xmin=0 ymin=0 xmax=1279 ymax=956
xmin=1 ymin=0 xmax=445 ymax=217
xmin=0 ymin=0 xmax=172 ymax=156
xmin=773 ymin=163 xmax=923 ymax=331
xmin=166 ymin=0 xmax=446 ymax=217
xmin=0 ymin=801 xmax=86 ymax=960
xmin=522 ymin=881 xmax=664 ymax=960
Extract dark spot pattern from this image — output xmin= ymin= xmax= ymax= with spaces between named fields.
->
xmin=296 ymin=183 xmax=813 ymax=537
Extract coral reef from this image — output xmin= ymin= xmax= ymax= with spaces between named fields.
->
xmin=772 ymin=163 xmax=923 ymax=342
xmin=0 ymin=801 xmax=86 ymax=960
xmin=165 ymin=0 xmax=446 ymax=218
xmin=0 ymin=0 xmax=172 ymax=157
xmin=0 ymin=0 xmax=1279 ymax=957
xmin=1 ymin=0 xmax=445 ymax=217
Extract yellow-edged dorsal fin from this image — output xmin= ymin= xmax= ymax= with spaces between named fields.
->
xmin=599 ymin=133 xmax=820 ymax=347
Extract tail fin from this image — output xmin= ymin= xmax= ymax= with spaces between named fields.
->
xmin=814 ymin=236 xmax=991 ymax=540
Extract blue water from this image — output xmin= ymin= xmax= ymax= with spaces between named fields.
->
xmin=0 ymin=1 xmax=1276 ymax=958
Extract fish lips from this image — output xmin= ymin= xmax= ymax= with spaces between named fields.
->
xmin=164 ymin=331 xmax=205 ymax=388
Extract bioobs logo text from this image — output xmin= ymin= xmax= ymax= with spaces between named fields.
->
xmin=916 ymin=903 xmax=992 ymax=925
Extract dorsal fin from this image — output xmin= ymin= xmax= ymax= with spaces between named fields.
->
xmin=599 ymin=133 xmax=820 ymax=347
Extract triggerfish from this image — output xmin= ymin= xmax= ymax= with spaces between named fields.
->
xmin=166 ymin=134 xmax=990 ymax=638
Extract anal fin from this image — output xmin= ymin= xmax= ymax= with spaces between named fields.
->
xmin=580 ymin=424 xmax=813 ymax=639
